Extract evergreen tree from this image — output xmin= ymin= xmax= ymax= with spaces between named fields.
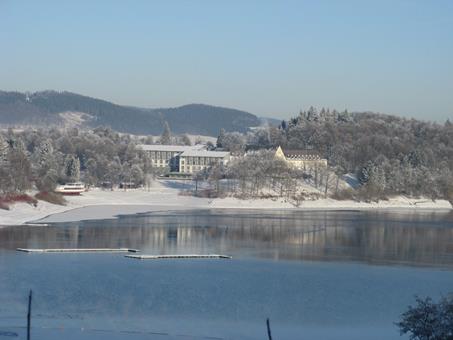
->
xmin=279 ymin=120 xmax=287 ymax=130
xmin=306 ymin=106 xmax=319 ymax=122
xmin=216 ymin=128 xmax=226 ymax=148
xmin=358 ymin=161 xmax=373 ymax=184
xmin=5 ymin=139 xmax=32 ymax=192
xmin=0 ymin=136 xmax=8 ymax=164
xmin=64 ymin=155 xmax=80 ymax=182
xmin=160 ymin=121 xmax=172 ymax=145
xmin=33 ymin=139 xmax=55 ymax=173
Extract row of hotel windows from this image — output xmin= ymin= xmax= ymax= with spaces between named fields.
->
xmin=152 ymin=159 xmax=170 ymax=166
xmin=146 ymin=152 xmax=224 ymax=166
xmin=151 ymin=157 xmax=223 ymax=168
xmin=180 ymin=157 xmax=222 ymax=166
xmin=147 ymin=151 xmax=178 ymax=160
xmin=180 ymin=165 xmax=210 ymax=172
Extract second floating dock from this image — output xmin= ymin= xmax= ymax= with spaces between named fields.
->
xmin=125 ymin=254 xmax=232 ymax=260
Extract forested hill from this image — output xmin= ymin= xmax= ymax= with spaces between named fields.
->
xmin=0 ymin=90 xmax=260 ymax=136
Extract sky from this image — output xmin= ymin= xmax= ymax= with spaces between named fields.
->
xmin=1 ymin=0 xmax=453 ymax=121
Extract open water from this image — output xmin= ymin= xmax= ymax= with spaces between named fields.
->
xmin=1 ymin=209 xmax=453 ymax=339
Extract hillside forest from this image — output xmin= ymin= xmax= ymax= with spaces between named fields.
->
xmin=1 ymin=107 xmax=453 ymax=204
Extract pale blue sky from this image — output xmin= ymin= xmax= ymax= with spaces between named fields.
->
xmin=1 ymin=0 xmax=452 ymax=121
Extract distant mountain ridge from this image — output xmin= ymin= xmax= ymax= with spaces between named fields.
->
xmin=0 ymin=90 xmax=263 ymax=136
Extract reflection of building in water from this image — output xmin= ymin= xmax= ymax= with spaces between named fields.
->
xmin=1 ymin=211 xmax=453 ymax=267
xmin=167 ymin=228 xmax=178 ymax=241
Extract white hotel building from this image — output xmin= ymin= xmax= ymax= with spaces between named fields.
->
xmin=137 ymin=144 xmax=230 ymax=174
xmin=178 ymin=150 xmax=230 ymax=174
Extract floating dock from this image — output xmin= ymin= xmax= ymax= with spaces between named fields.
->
xmin=125 ymin=254 xmax=232 ymax=260
xmin=17 ymin=248 xmax=139 ymax=253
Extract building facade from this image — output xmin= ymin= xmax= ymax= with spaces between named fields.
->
xmin=274 ymin=146 xmax=327 ymax=170
xmin=137 ymin=144 xmax=230 ymax=174
xmin=137 ymin=144 xmax=205 ymax=171
xmin=179 ymin=150 xmax=230 ymax=174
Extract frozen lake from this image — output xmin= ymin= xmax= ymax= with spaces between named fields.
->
xmin=1 ymin=209 xmax=453 ymax=339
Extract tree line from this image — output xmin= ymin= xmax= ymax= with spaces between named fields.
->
xmin=1 ymin=107 xmax=452 ymax=203
xmin=214 ymin=107 xmax=453 ymax=201
xmin=0 ymin=127 xmax=152 ymax=194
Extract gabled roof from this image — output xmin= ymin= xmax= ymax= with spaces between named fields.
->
xmin=281 ymin=147 xmax=324 ymax=160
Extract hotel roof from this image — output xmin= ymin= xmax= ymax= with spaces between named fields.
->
xmin=137 ymin=144 xmax=205 ymax=152
xmin=180 ymin=150 xmax=230 ymax=158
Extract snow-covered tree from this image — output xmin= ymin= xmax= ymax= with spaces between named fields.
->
xmin=160 ymin=121 xmax=172 ymax=145
xmin=0 ymin=136 xmax=8 ymax=165
xmin=106 ymin=158 xmax=122 ymax=185
xmin=216 ymin=128 xmax=226 ymax=148
xmin=33 ymin=139 xmax=56 ymax=178
xmin=3 ymin=138 xmax=32 ymax=193
xmin=397 ymin=294 xmax=453 ymax=340
xmin=38 ymin=169 xmax=59 ymax=192
xmin=306 ymin=106 xmax=319 ymax=122
xmin=130 ymin=164 xmax=144 ymax=185
xmin=180 ymin=134 xmax=191 ymax=146
xmin=64 ymin=155 xmax=80 ymax=182
xmin=358 ymin=161 xmax=373 ymax=184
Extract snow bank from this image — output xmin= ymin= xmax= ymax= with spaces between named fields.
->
xmin=0 ymin=180 xmax=451 ymax=226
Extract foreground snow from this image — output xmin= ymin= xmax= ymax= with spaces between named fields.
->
xmin=0 ymin=180 xmax=451 ymax=226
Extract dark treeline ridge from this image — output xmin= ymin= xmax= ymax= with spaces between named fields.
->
xmin=0 ymin=90 xmax=260 ymax=135
xmin=219 ymin=107 xmax=453 ymax=201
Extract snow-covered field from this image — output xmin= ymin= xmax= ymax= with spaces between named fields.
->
xmin=0 ymin=180 xmax=451 ymax=226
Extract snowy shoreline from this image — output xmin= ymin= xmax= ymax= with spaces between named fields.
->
xmin=0 ymin=181 xmax=451 ymax=226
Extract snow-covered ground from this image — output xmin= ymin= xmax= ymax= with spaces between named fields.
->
xmin=0 ymin=180 xmax=451 ymax=226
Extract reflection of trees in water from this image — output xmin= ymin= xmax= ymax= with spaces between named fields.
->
xmin=1 ymin=210 xmax=453 ymax=266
